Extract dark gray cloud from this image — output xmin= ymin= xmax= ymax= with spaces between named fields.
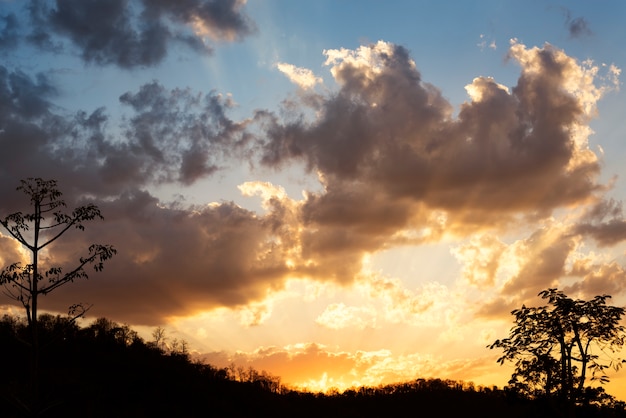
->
xmin=574 ymin=199 xmax=626 ymax=246
xmin=24 ymin=0 xmax=254 ymax=68
xmin=562 ymin=8 xmax=592 ymax=39
xmin=0 ymin=66 xmax=77 ymax=205
xmin=568 ymin=17 xmax=592 ymax=38
xmin=143 ymin=0 xmax=255 ymax=41
xmin=576 ymin=219 xmax=626 ymax=246
xmin=1 ymin=67 xmax=57 ymax=117
xmin=0 ymin=13 xmax=19 ymax=51
xmin=573 ymin=199 xmax=626 ymax=247
xmin=46 ymin=0 xmax=169 ymax=68
xmin=0 ymin=68 xmax=250 ymax=204
xmin=118 ymin=81 xmax=252 ymax=185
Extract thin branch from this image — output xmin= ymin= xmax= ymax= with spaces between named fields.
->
xmin=0 ymin=220 xmax=31 ymax=249
xmin=38 ymin=246 xmax=115 ymax=295
xmin=37 ymin=220 xmax=80 ymax=250
xmin=39 ymin=221 xmax=69 ymax=230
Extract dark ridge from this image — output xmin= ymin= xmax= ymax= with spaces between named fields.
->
xmin=0 ymin=314 xmax=624 ymax=418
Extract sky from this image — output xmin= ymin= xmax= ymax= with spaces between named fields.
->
xmin=2 ymin=0 xmax=626 ymax=398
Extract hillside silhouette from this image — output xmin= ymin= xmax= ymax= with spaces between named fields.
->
xmin=1 ymin=314 xmax=625 ymax=418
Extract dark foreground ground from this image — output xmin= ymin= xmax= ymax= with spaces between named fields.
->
xmin=1 ymin=314 xmax=625 ymax=418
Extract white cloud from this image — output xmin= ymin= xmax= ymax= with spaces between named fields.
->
xmin=477 ymin=34 xmax=496 ymax=51
xmin=451 ymin=234 xmax=507 ymax=288
xmin=357 ymin=273 xmax=461 ymax=327
xmin=276 ymin=62 xmax=322 ymax=89
xmin=237 ymin=300 xmax=273 ymax=327
xmin=315 ymin=303 xmax=376 ymax=329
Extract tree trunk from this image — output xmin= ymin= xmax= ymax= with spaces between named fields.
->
xmin=30 ymin=201 xmax=41 ymax=416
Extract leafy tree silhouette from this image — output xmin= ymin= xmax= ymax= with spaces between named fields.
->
xmin=0 ymin=178 xmax=116 ymax=416
xmin=1 ymin=312 xmax=625 ymax=417
xmin=489 ymin=288 xmax=626 ymax=409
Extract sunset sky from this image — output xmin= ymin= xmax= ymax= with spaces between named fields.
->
xmin=2 ymin=0 xmax=626 ymax=398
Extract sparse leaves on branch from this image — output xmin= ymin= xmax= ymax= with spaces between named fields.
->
xmin=0 ymin=178 xmax=116 ymax=313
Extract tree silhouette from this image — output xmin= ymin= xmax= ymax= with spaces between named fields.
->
xmin=152 ymin=325 xmax=167 ymax=351
xmin=0 ymin=178 xmax=116 ymax=416
xmin=489 ymin=288 xmax=626 ymax=407
xmin=1 ymin=311 xmax=625 ymax=417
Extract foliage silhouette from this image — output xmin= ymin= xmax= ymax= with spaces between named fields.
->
xmin=490 ymin=288 xmax=626 ymax=408
xmin=1 ymin=314 xmax=625 ymax=417
xmin=0 ymin=178 xmax=116 ymax=416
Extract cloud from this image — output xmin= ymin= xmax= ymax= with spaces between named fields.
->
xmin=0 ymin=66 xmax=83 ymax=205
xmin=117 ymin=81 xmax=251 ymax=185
xmin=276 ymin=62 xmax=322 ymax=90
xmin=315 ymin=303 xmax=377 ymax=330
xmin=477 ymin=34 xmax=496 ymax=51
xmin=451 ymin=234 xmax=507 ymax=288
xmin=254 ymin=40 xmax=615 ymax=281
xmin=0 ymin=13 xmax=19 ymax=51
xmin=568 ymin=17 xmax=592 ymax=38
xmin=0 ymin=66 xmax=57 ymax=117
xmin=562 ymin=8 xmax=592 ymax=39
xmin=301 ymin=269 xmax=466 ymax=331
xmin=472 ymin=222 xmax=579 ymax=318
xmin=261 ymin=40 xmax=609 ymax=216
xmin=236 ymin=300 xmax=274 ymax=327
xmin=201 ymin=343 xmax=503 ymax=391
xmin=503 ymin=227 xmax=577 ymax=294
xmin=144 ymin=0 xmax=255 ymax=42
xmin=473 ymin=216 xmax=626 ymax=319
xmin=0 ymin=37 xmax=623 ymax=330
xmin=25 ymin=0 xmax=255 ymax=68
xmin=0 ymin=74 xmax=252 ymax=205
xmin=0 ymin=233 xmax=27 ymax=267
xmin=28 ymin=188 xmax=296 ymax=324
xmin=565 ymin=259 xmax=626 ymax=298
xmin=576 ymin=219 xmax=626 ymax=246
xmin=358 ymin=274 xmax=455 ymax=326
xmin=574 ymin=198 xmax=626 ymax=246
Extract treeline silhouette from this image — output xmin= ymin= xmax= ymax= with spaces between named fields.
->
xmin=1 ymin=314 xmax=624 ymax=418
